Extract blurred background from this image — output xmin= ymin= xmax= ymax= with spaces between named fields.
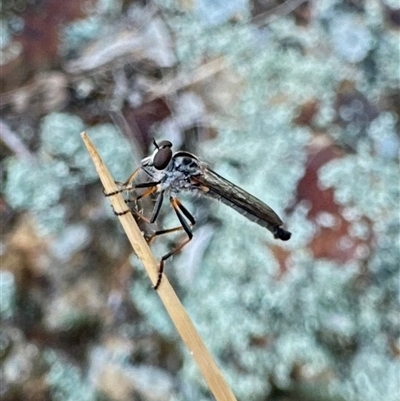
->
xmin=1 ymin=1 xmax=399 ymax=400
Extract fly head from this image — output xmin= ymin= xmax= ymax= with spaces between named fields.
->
xmin=152 ymin=139 xmax=173 ymax=170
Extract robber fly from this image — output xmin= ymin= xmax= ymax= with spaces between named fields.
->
xmin=106 ymin=140 xmax=291 ymax=289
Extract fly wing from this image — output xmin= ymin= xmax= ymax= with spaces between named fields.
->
xmin=191 ymin=164 xmax=291 ymax=241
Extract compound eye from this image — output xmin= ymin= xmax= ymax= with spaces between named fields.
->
xmin=153 ymin=147 xmax=172 ymax=170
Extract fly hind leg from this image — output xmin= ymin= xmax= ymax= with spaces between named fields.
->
xmin=153 ymin=197 xmax=196 ymax=290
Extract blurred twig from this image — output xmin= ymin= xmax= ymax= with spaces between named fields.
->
xmin=146 ymin=57 xmax=226 ymax=101
xmin=0 ymin=120 xmax=35 ymax=161
xmin=252 ymin=0 xmax=308 ymax=27
xmin=81 ymin=131 xmax=238 ymax=401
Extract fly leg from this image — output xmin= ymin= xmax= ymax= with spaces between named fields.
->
xmin=127 ymin=190 xmax=165 ymax=223
xmin=153 ymin=197 xmax=196 ymax=290
xmin=108 ymin=180 xmax=161 ymax=217
xmin=146 ymin=196 xmax=196 ymax=243
xmin=104 ymin=167 xmax=141 ymax=196
xmin=117 ymin=184 xmax=159 ymax=218
xmin=104 ymin=164 xmax=160 ymax=197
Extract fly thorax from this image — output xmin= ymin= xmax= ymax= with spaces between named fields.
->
xmin=158 ymin=154 xmax=201 ymax=192
xmin=173 ymin=154 xmax=201 ymax=176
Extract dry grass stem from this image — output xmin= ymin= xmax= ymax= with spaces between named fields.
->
xmin=81 ymin=132 xmax=237 ymax=401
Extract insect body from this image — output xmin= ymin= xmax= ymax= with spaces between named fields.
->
xmin=107 ymin=140 xmax=291 ymax=289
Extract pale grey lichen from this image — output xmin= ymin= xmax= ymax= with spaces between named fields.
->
xmin=382 ymin=0 xmax=400 ymax=10
xmin=59 ymin=0 xmax=123 ymax=56
xmin=194 ymin=0 xmax=249 ymax=26
xmin=60 ymin=17 xmax=104 ymax=56
xmin=4 ymin=158 xmax=67 ymax=211
xmin=4 ymin=112 xmax=134 ymax=234
xmin=129 ymin=260 xmax=176 ymax=339
xmin=180 ymin=253 xmax=359 ymax=399
xmin=330 ymin=14 xmax=374 ymax=63
xmin=368 ymin=112 xmax=400 ymax=159
xmin=318 ymin=142 xmax=399 ymax=222
xmin=40 ymin=113 xmax=85 ymax=158
xmin=46 ymin=351 xmax=97 ymax=401
xmin=333 ymin=348 xmax=400 ymax=401
xmin=0 ymin=20 xmax=12 ymax=49
xmin=0 ymin=271 xmax=16 ymax=320
xmin=49 ymin=223 xmax=91 ymax=262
